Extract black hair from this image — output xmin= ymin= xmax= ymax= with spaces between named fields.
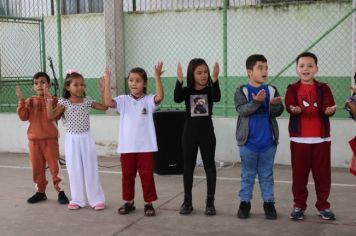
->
xmin=186 ymin=58 xmax=211 ymax=89
xmin=62 ymin=72 xmax=85 ymax=99
xmin=128 ymin=67 xmax=148 ymax=94
xmin=245 ymin=54 xmax=267 ymax=70
xmin=296 ymin=52 xmax=318 ymax=65
xmin=32 ymin=72 xmax=50 ymax=84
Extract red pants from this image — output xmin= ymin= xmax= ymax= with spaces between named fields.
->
xmin=291 ymin=141 xmax=331 ymax=210
xmin=28 ymin=139 xmax=62 ymax=193
xmin=120 ymin=152 xmax=157 ymax=203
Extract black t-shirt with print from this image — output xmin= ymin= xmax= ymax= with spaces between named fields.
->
xmin=174 ymin=80 xmax=221 ymax=119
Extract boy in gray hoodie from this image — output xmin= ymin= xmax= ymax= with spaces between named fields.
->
xmin=234 ymin=54 xmax=284 ymax=220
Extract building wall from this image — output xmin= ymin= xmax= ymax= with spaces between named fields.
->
xmin=0 ymin=113 xmax=354 ymax=168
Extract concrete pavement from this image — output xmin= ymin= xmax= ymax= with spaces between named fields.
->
xmin=0 ymin=152 xmax=356 ymax=236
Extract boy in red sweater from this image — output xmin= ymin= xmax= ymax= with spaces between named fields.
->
xmin=16 ymin=72 xmax=69 ymax=204
xmin=285 ymin=52 xmax=336 ymax=221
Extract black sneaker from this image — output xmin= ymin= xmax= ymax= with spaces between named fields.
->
xmin=263 ymin=202 xmax=277 ymax=220
xmin=318 ymin=209 xmax=335 ymax=220
xmin=205 ymin=195 xmax=216 ymax=216
xmin=237 ymin=201 xmax=251 ymax=219
xmin=57 ymin=191 xmax=69 ymax=204
xmin=180 ymin=202 xmax=193 ymax=215
xmin=27 ymin=192 xmax=47 ymax=204
xmin=290 ymin=207 xmax=305 ymax=220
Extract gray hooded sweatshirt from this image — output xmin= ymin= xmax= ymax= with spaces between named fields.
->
xmin=234 ymin=84 xmax=284 ymax=146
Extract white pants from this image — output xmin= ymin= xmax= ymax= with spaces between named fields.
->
xmin=65 ymin=132 xmax=105 ymax=207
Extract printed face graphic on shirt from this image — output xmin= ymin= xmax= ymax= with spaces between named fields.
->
xmin=298 ymin=86 xmax=318 ymax=116
xmin=190 ymin=94 xmax=209 ymax=117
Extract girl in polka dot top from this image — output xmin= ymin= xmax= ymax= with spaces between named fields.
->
xmin=45 ymin=70 xmax=108 ymax=211
xmin=103 ymin=63 xmax=164 ymax=217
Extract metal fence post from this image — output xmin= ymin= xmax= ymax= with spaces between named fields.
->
xmin=40 ymin=16 xmax=46 ymax=72
xmin=353 ymin=0 xmax=356 ymax=86
xmin=223 ymin=0 xmax=228 ymax=116
xmin=56 ymin=0 xmax=63 ymax=87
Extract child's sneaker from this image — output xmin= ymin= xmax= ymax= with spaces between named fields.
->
xmin=94 ymin=203 xmax=105 ymax=211
xmin=144 ymin=203 xmax=156 ymax=217
xmin=68 ymin=203 xmax=80 ymax=210
xmin=290 ymin=207 xmax=305 ymax=220
xmin=263 ymin=202 xmax=277 ymax=220
xmin=205 ymin=195 xmax=216 ymax=216
xmin=179 ymin=195 xmax=193 ymax=215
xmin=57 ymin=191 xmax=69 ymax=204
xmin=27 ymin=192 xmax=47 ymax=204
xmin=179 ymin=201 xmax=193 ymax=215
xmin=318 ymin=209 xmax=335 ymax=220
xmin=237 ymin=201 xmax=251 ymax=219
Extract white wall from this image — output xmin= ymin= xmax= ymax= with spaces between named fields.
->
xmin=1 ymin=113 xmax=354 ymax=168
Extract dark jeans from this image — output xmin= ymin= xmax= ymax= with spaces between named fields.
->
xmin=182 ymin=118 xmax=216 ymax=199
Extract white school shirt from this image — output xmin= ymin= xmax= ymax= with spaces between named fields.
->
xmin=114 ymin=94 xmax=158 ymax=153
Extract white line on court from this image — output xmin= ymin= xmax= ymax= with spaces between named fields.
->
xmin=1 ymin=164 xmax=355 ymax=187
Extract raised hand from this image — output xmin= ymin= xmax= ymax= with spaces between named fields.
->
xmin=289 ymin=105 xmax=302 ymax=115
xmin=99 ymin=77 xmax=105 ymax=94
xmin=347 ymin=101 xmax=356 ymax=117
xmin=155 ymin=61 xmax=164 ymax=78
xmin=270 ymin=96 xmax=282 ymax=105
xmin=43 ymin=84 xmax=52 ymax=100
xmin=154 ymin=62 xmax=164 ymax=104
xmin=352 ymin=86 xmax=356 ymax=94
xmin=103 ymin=67 xmax=112 ymax=86
xmin=252 ymin=89 xmax=266 ymax=102
xmin=324 ymin=105 xmax=336 ymax=116
xmin=212 ymin=62 xmax=219 ymax=83
xmin=177 ymin=63 xmax=183 ymax=83
xmin=15 ymin=86 xmax=24 ymax=100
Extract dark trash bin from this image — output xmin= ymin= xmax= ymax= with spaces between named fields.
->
xmin=153 ymin=110 xmax=185 ymax=175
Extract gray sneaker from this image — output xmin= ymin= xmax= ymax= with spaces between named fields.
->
xmin=318 ymin=209 xmax=335 ymax=220
xmin=290 ymin=207 xmax=305 ymax=220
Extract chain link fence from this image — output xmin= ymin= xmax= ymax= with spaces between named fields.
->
xmin=0 ymin=0 xmax=353 ymax=117
xmin=0 ymin=16 xmax=45 ymax=112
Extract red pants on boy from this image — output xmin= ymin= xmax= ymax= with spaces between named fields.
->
xmin=291 ymin=141 xmax=331 ymax=210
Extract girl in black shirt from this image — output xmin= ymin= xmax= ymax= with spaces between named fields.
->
xmin=174 ymin=58 xmax=221 ymax=215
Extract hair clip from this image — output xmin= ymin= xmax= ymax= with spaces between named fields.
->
xmin=65 ymin=69 xmax=80 ymax=75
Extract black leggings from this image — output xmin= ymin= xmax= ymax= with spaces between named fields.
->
xmin=182 ymin=118 xmax=216 ymax=197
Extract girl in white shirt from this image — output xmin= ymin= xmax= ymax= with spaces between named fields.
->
xmin=103 ymin=63 xmax=164 ymax=216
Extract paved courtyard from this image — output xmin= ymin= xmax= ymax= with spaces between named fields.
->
xmin=0 ymin=152 xmax=356 ymax=236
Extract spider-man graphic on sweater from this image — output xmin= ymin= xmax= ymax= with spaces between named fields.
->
xmin=297 ymin=83 xmax=321 ymax=137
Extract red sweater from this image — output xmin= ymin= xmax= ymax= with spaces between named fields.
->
xmin=17 ymin=96 xmax=60 ymax=140
xmin=285 ymin=80 xmax=335 ymax=138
